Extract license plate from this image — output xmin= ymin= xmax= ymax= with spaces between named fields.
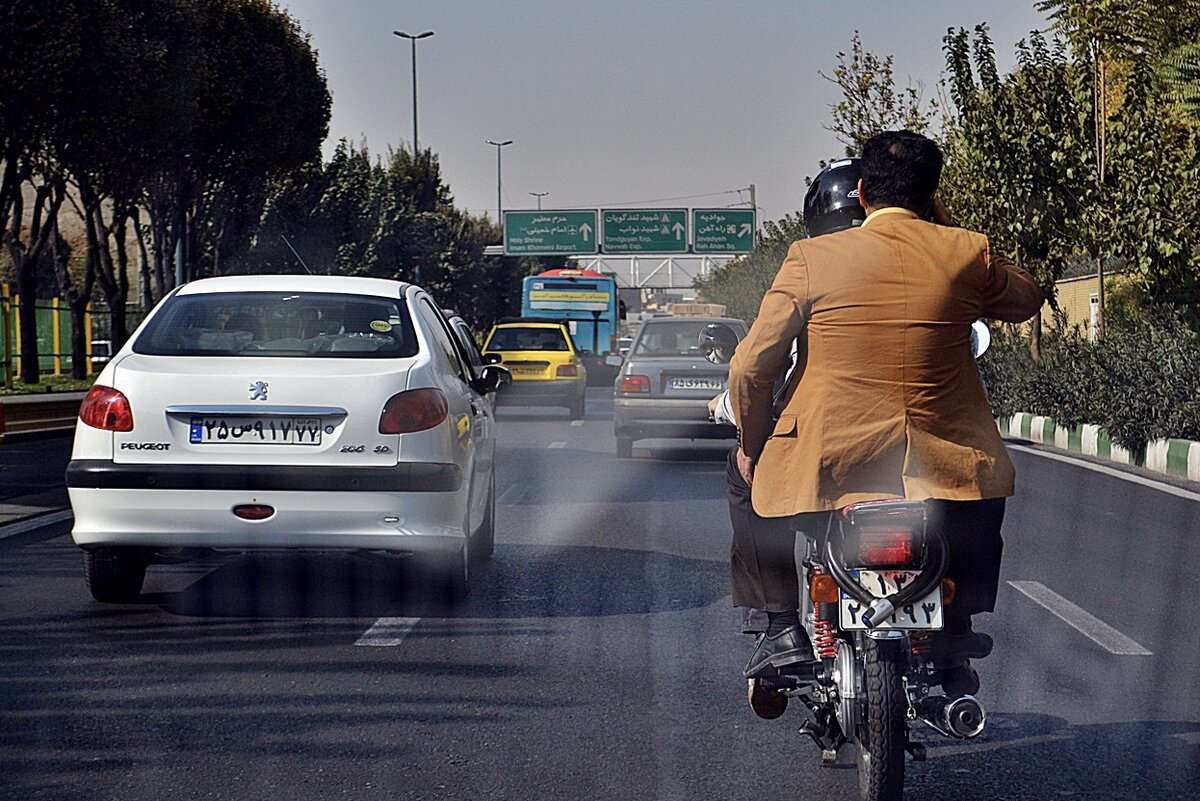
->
xmin=189 ymin=416 xmax=322 ymax=445
xmin=512 ymin=367 xmax=542 ymax=377
xmin=667 ymin=377 xmax=724 ymax=390
xmin=839 ymin=570 xmax=943 ymax=630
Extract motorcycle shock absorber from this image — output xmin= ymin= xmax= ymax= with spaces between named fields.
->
xmin=811 ymin=567 xmax=838 ymax=659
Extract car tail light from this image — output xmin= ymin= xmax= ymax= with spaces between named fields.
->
xmin=233 ymin=504 xmax=275 ymax=521
xmin=942 ymin=578 xmax=956 ymax=605
xmin=379 ymin=388 xmax=448 ymax=434
xmin=618 ymin=374 xmax=651 ymax=394
xmin=556 ymin=364 xmax=578 ymax=377
xmin=855 ymin=528 xmax=915 ymax=567
xmin=79 ymin=385 xmax=134 ymax=432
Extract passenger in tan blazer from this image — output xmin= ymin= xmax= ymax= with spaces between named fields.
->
xmin=730 ymin=131 xmax=1043 ymax=692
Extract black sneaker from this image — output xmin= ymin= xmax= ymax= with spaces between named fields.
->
xmin=743 ymin=625 xmax=816 ymax=678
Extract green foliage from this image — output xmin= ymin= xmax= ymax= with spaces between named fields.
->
xmin=981 ymin=310 xmax=1200 ymax=448
xmin=693 ymin=213 xmax=806 ymax=323
xmin=820 ymin=31 xmax=937 ymax=156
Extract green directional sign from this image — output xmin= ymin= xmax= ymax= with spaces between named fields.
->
xmin=600 ymin=208 xmax=688 ymax=254
xmin=692 ymin=208 xmax=756 ymax=254
xmin=503 ymin=210 xmax=598 ymax=256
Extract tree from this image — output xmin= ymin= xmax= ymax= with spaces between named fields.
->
xmin=693 ymin=214 xmax=807 ymax=323
xmin=820 ymin=31 xmax=937 ymax=156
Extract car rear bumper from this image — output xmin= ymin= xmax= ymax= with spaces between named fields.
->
xmin=495 ymin=379 xmax=581 ymax=407
xmin=66 ymin=460 xmax=462 ymax=492
xmin=613 ymin=397 xmax=736 ymax=441
xmin=68 ymin=485 xmax=468 ymax=552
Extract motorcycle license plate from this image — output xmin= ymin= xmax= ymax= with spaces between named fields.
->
xmin=839 ymin=570 xmax=943 ymax=630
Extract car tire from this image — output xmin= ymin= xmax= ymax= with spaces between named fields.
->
xmin=472 ymin=474 xmax=496 ymax=561
xmin=616 ymin=437 xmax=633 ymax=459
xmin=569 ymin=393 xmax=585 ymax=420
xmin=84 ymin=547 xmax=148 ymax=602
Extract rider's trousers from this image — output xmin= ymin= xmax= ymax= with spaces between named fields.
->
xmin=727 ymin=445 xmax=1007 ymax=629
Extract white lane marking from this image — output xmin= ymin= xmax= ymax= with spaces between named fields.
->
xmin=497 ymin=483 xmax=524 ymax=505
xmin=355 ymin=617 xmax=421 ymax=647
xmin=1172 ymin=732 xmax=1200 ymax=745
xmin=1007 ymin=443 xmax=1200 ymax=503
xmin=0 ymin=509 xmax=74 ymax=541
xmin=569 ymin=420 xmax=584 ymax=427
xmin=1008 ymin=580 xmax=1152 ymax=655
xmin=547 ymin=441 xmax=567 ymax=449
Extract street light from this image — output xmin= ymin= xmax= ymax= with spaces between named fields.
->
xmin=530 ymin=191 xmax=549 ymax=209
xmin=486 ymin=139 xmax=513 ymax=224
xmin=393 ymin=30 xmax=434 ymax=153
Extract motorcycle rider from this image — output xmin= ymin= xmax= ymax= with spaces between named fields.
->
xmin=704 ymin=157 xmax=866 ymax=638
xmin=728 ymin=131 xmax=1043 ymax=696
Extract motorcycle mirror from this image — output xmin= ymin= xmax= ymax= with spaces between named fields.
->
xmin=970 ymin=320 xmax=991 ymax=359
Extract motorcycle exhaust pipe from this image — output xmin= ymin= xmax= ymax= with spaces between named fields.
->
xmin=919 ymin=695 xmax=986 ymax=739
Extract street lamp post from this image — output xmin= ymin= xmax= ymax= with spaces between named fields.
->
xmin=530 ymin=191 xmax=549 ymax=209
xmin=486 ymin=139 xmax=513 ymax=224
xmin=393 ymin=30 xmax=434 ymax=153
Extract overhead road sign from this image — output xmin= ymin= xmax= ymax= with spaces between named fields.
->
xmin=692 ymin=208 xmax=755 ymax=254
xmin=504 ymin=210 xmax=598 ymax=256
xmin=600 ymin=209 xmax=688 ymax=254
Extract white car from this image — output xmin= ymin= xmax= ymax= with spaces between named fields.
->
xmin=66 ymin=275 xmax=507 ymax=602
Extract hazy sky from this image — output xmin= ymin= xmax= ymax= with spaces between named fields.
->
xmin=278 ymin=1 xmax=1051 ymax=227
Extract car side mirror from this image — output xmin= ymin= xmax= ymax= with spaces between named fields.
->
xmin=970 ymin=320 xmax=991 ymax=359
xmin=482 ymin=352 xmax=502 ymax=365
xmin=473 ymin=364 xmax=511 ymax=394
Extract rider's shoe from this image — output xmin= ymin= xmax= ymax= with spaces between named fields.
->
xmin=930 ymin=630 xmax=993 ymax=669
xmin=938 ymin=663 xmax=981 ymax=697
xmin=743 ymin=625 xmax=816 ymax=678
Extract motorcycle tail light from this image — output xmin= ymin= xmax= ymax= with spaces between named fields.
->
xmin=855 ymin=528 xmax=915 ymax=567
xmin=810 ymin=573 xmax=840 ymax=604
xmin=79 ymin=385 xmax=134 ymax=432
xmin=379 ymin=388 xmax=448 ymax=434
xmin=619 ymin=374 xmax=650 ymax=393
xmin=556 ymin=364 xmax=578 ymax=377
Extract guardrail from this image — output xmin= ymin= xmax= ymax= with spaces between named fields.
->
xmin=0 ymin=392 xmax=86 ymax=442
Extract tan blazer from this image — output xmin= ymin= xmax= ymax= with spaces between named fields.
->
xmin=728 ymin=208 xmax=1044 ymax=517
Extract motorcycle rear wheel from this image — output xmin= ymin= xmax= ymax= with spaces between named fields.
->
xmin=856 ymin=637 xmax=906 ymax=801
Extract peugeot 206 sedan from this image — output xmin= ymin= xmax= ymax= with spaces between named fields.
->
xmin=612 ymin=315 xmax=748 ymax=458
xmin=66 ymin=275 xmax=508 ymax=602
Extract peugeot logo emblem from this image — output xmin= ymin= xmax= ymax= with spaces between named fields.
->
xmin=249 ymin=381 xmax=269 ymax=401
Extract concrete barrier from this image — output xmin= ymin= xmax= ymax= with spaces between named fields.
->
xmin=0 ymin=392 xmax=86 ymax=442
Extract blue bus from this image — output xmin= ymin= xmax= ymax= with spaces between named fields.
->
xmin=521 ymin=269 xmax=621 ymax=383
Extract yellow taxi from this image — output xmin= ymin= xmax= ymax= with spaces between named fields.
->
xmin=482 ymin=320 xmax=587 ymax=419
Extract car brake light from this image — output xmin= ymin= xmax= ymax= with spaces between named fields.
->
xmin=379 ymin=388 xmax=448 ymax=434
xmin=557 ymin=364 xmax=578 ymax=377
xmin=233 ymin=504 xmax=275 ymax=521
xmin=855 ymin=528 xmax=915 ymax=567
xmin=619 ymin=374 xmax=651 ymax=393
xmin=79 ymin=385 xmax=134 ymax=432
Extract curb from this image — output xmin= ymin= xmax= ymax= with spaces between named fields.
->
xmin=998 ymin=412 xmax=1200 ymax=482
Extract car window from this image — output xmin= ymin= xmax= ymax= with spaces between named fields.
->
xmin=133 ymin=291 xmax=418 ymax=358
xmin=487 ymin=327 xmax=570 ymax=351
xmin=417 ymin=299 xmax=471 ymax=382
xmin=634 ymin=320 xmax=742 ymax=357
xmin=453 ymin=321 xmax=484 ymax=369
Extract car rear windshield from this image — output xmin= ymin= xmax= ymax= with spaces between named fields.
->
xmin=133 ymin=291 xmax=419 ymax=358
xmin=487 ymin=327 xmax=570 ymax=351
xmin=634 ymin=320 xmax=739 ymax=357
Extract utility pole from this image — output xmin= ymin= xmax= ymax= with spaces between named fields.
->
xmin=393 ymin=30 xmax=434 ymax=153
xmin=530 ymin=191 xmax=549 ymax=209
xmin=486 ymin=139 xmax=513 ymax=224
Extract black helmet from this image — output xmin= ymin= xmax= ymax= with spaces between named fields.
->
xmin=803 ymin=158 xmax=866 ymax=238
xmin=698 ymin=323 xmax=739 ymax=364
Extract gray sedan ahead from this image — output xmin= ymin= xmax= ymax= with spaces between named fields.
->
xmin=612 ymin=316 xmax=748 ymax=458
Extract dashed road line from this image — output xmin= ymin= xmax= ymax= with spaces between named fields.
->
xmin=547 ymin=441 xmax=566 ymax=449
xmin=1171 ymin=732 xmax=1200 ymax=745
xmin=355 ymin=617 xmax=421 ymax=647
xmin=0 ymin=509 xmax=74 ymax=541
xmin=569 ymin=420 xmax=585 ymax=427
xmin=1009 ymin=580 xmax=1152 ymax=655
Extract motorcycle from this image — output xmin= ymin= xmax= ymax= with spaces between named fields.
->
xmin=708 ymin=320 xmax=995 ymax=801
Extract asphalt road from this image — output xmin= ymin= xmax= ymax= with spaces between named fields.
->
xmin=1 ymin=388 xmax=1199 ymax=800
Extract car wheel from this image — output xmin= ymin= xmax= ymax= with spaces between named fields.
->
xmin=472 ymin=474 xmax=496 ymax=561
xmin=84 ymin=547 xmax=148 ymax=602
xmin=616 ymin=437 xmax=633 ymax=459
xmin=569 ymin=392 xmax=585 ymax=420
xmin=433 ymin=516 xmax=471 ymax=603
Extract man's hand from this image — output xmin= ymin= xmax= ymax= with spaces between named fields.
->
xmin=736 ymin=447 xmax=755 ymax=487
xmin=707 ymin=394 xmax=721 ymax=421
xmin=930 ymin=196 xmax=957 ymax=227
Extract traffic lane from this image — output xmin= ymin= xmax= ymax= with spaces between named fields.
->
xmin=0 ymin=431 xmax=72 ymax=511
xmin=1002 ymin=446 xmax=1200 ymax=686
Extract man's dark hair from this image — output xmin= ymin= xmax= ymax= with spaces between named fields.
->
xmin=860 ymin=131 xmax=944 ymax=214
